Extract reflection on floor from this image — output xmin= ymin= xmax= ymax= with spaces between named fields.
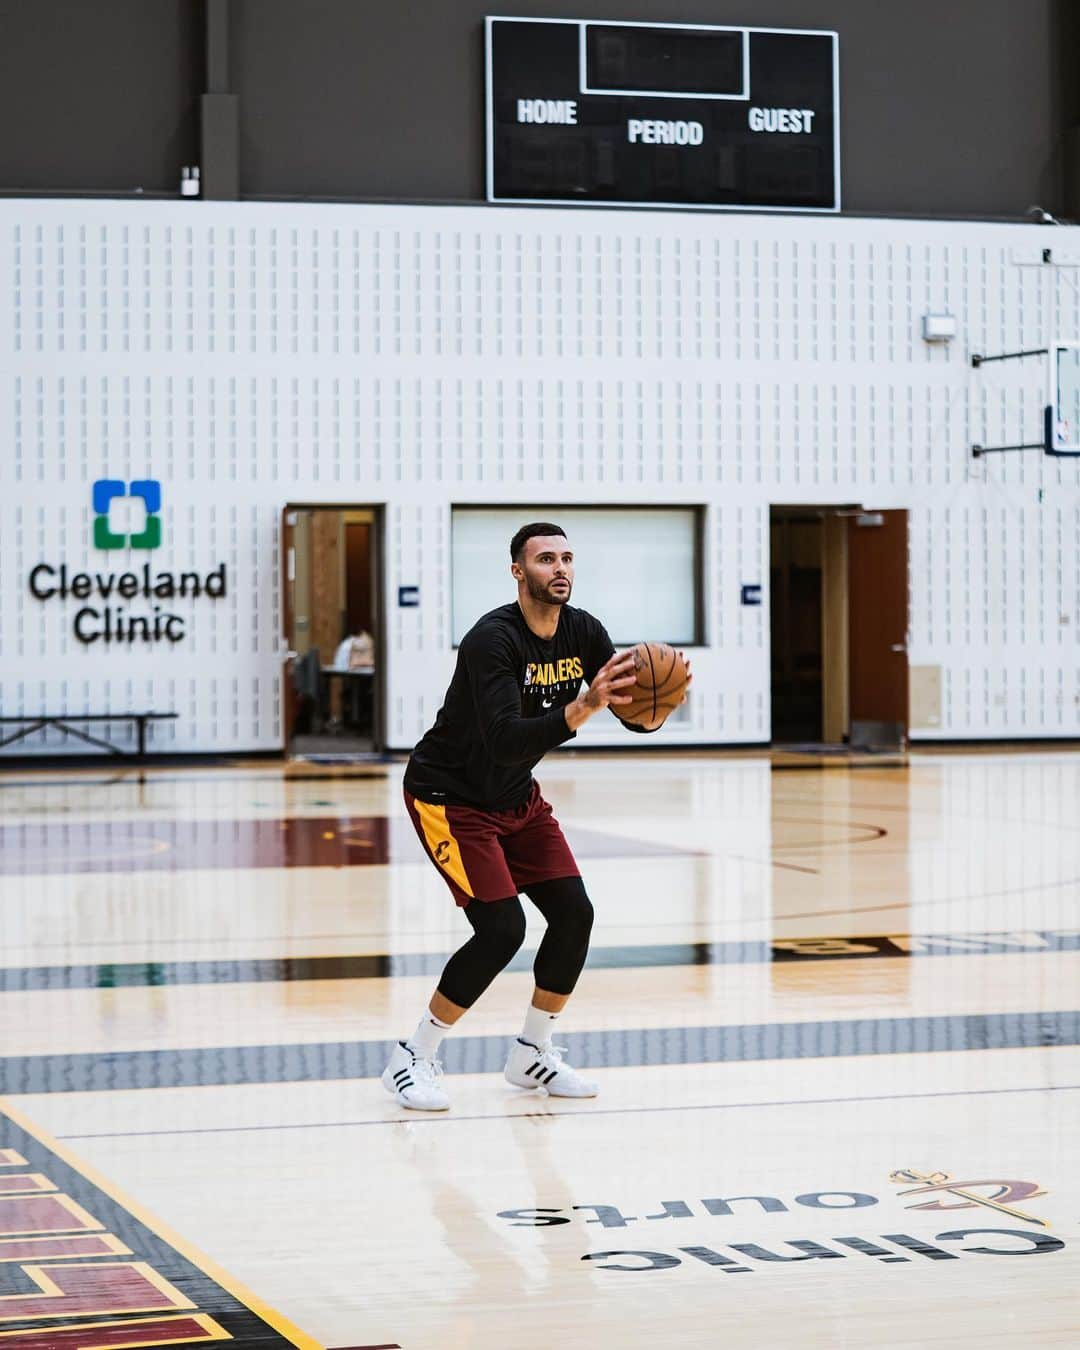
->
xmin=289 ymin=733 xmax=376 ymax=757
xmin=1 ymin=750 xmax=1078 ymax=1349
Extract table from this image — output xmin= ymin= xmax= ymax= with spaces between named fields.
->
xmin=321 ymin=667 xmax=374 ymax=732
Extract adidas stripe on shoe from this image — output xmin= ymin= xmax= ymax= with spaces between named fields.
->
xmin=382 ymin=1040 xmax=450 ymax=1111
xmin=504 ymin=1037 xmax=598 ymax=1098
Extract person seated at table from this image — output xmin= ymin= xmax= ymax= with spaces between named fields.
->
xmin=329 ymin=629 xmax=375 ymax=732
xmin=333 ymin=630 xmax=374 ymax=671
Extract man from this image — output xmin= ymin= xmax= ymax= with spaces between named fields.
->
xmin=383 ymin=522 xmax=689 ymax=1110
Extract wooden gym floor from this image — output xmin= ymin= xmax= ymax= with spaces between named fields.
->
xmin=0 ymin=750 xmax=1077 ymax=1348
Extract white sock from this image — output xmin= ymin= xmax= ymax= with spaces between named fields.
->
xmin=522 ymin=1003 xmax=560 ymax=1047
xmin=406 ymin=1010 xmax=452 ymax=1059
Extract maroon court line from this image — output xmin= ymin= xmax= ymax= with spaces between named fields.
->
xmin=0 ymin=815 xmax=694 ymax=875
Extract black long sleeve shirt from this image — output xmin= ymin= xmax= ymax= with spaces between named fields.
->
xmin=404 ymin=601 xmax=644 ymax=809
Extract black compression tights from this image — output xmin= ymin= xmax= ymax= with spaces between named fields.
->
xmin=436 ymin=876 xmax=595 ymax=1010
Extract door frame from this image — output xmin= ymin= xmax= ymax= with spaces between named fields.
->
xmin=281 ymin=507 xmax=298 ymax=747
xmin=769 ymin=502 xmax=907 ymax=747
xmin=847 ymin=507 xmax=909 ymax=749
xmin=281 ymin=502 xmax=387 ymax=754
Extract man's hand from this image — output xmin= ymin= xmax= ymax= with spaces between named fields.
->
xmin=679 ymin=653 xmax=693 ymax=705
xmin=564 ymin=650 xmax=637 ymax=731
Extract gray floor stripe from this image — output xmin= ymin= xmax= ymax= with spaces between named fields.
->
xmin=3 ymin=929 xmax=1077 ymax=992
xmin=2 ymin=1009 xmax=1077 ymax=1094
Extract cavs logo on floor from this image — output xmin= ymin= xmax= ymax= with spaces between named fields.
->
xmin=891 ymin=1169 xmax=1049 ymax=1228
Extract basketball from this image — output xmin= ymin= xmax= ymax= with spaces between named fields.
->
xmin=617 ymin=642 xmax=689 ymax=730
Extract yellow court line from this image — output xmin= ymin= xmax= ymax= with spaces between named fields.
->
xmin=0 ymin=1260 xmax=195 ymax=1320
xmin=0 ymin=1173 xmax=56 ymax=1195
xmin=0 ymin=1191 xmax=104 ymax=1236
xmin=0 ymin=1098 xmax=325 ymax=1350
xmin=0 ymin=1311 xmax=233 ymax=1347
xmin=0 ymin=1231 xmax=132 ymax=1262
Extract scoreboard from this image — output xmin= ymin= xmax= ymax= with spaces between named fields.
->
xmin=485 ymin=17 xmax=839 ymax=212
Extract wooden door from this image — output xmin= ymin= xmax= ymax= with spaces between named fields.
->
xmin=345 ymin=522 xmax=373 ymax=634
xmin=847 ymin=509 xmax=909 ymax=746
xmin=281 ymin=508 xmax=298 ymax=749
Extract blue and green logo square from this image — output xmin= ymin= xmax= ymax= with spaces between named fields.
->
xmin=92 ymin=479 xmax=162 ymax=550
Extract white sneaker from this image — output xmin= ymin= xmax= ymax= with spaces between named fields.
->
xmin=382 ymin=1041 xmax=450 ymax=1111
xmin=504 ymin=1038 xmax=598 ymax=1098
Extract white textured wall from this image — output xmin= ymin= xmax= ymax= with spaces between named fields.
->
xmin=1 ymin=200 xmax=1078 ymax=753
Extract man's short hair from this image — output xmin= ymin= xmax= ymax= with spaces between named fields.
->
xmin=510 ymin=521 xmax=566 ymax=562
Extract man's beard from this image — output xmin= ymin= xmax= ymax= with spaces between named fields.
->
xmin=526 ymin=575 xmax=572 ymax=605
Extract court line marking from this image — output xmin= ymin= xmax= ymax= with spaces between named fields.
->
xmin=732 ymin=856 xmax=820 ymax=874
xmin=0 ymin=1096 xmax=325 ymax=1347
xmin=9 ymin=862 xmax=1080 ymax=963
xmin=768 ymin=816 xmax=888 ymax=849
xmin=0 ymin=768 xmax=393 ymax=790
xmin=6 ymin=873 xmax=1080 ymax=955
xmin=5 ymin=1009 xmax=1078 ymax=1095
xmin=0 ymin=815 xmax=692 ymax=876
xmin=54 ymin=1082 xmax=1080 ymax=1141
xmin=770 ymin=791 xmax=1080 ymax=835
xmin=3 ymin=928 xmax=1078 ymax=991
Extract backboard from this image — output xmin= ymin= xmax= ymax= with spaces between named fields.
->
xmin=1047 ymin=341 xmax=1080 ymax=455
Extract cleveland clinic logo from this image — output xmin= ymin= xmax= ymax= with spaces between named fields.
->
xmin=26 ymin=477 xmax=227 ymax=646
xmin=495 ymin=1166 xmax=1061 ymax=1275
xmin=92 ymin=478 xmax=162 ymax=550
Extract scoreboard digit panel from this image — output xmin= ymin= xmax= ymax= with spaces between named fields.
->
xmin=583 ymin=25 xmax=745 ymax=96
xmin=486 ymin=17 xmax=839 ymax=212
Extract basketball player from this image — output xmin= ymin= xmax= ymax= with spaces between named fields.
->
xmin=383 ymin=522 xmax=690 ymax=1110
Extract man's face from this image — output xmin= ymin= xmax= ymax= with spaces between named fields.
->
xmin=513 ymin=535 xmax=574 ymax=606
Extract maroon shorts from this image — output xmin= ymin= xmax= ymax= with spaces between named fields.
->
xmin=403 ymin=782 xmax=580 ymax=906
